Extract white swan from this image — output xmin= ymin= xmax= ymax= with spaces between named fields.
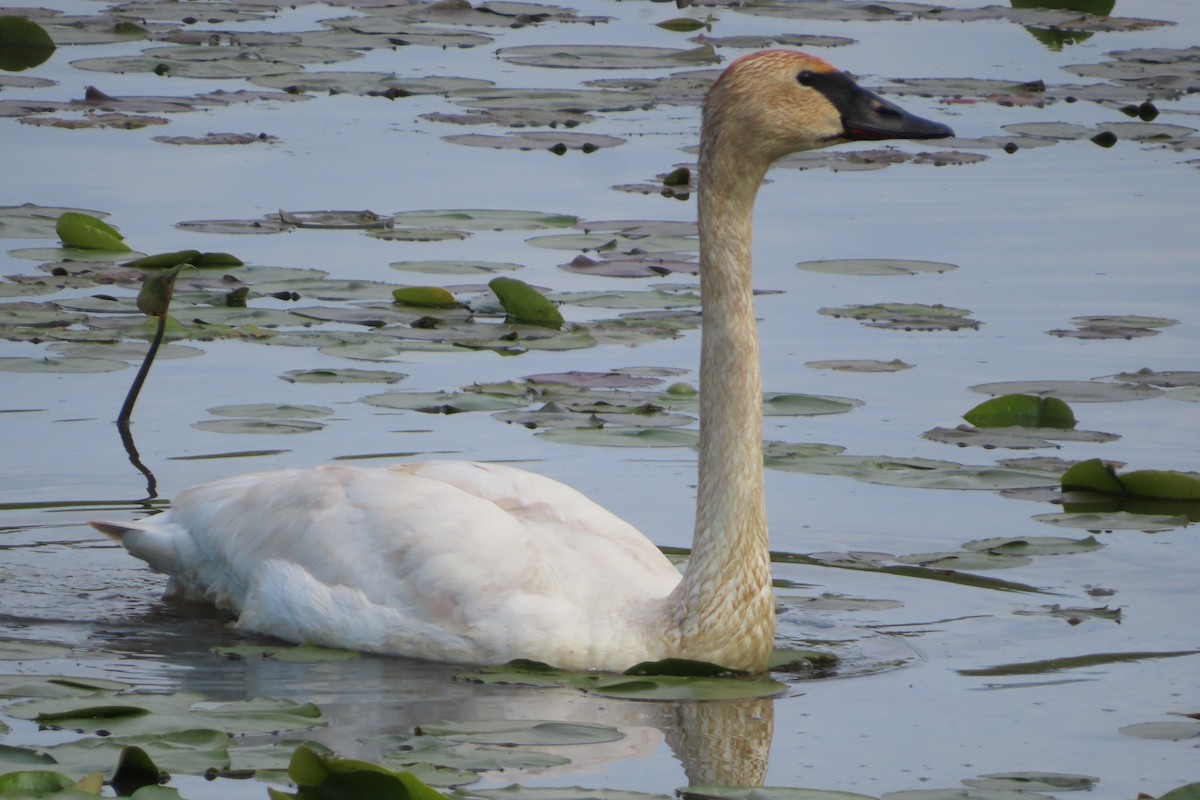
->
xmin=93 ymin=51 xmax=951 ymax=673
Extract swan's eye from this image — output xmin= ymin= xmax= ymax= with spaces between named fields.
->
xmin=796 ymin=71 xmax=816 ymax=86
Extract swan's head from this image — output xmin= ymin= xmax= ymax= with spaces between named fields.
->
xmin=702 ymin=51 xmax=953 ymax=163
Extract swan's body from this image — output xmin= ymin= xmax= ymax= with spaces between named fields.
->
xmin=94 ymin=51 xmax=950 ymax=673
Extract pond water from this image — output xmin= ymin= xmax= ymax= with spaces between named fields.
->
xmin=2 ymin=0 xmax=1199 ymax=797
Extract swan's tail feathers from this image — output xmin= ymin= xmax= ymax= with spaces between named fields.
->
xmin=90 ymin=521 xmax=135 ymax=541
xmin=89 ymin=518 xmax=190 ymax=577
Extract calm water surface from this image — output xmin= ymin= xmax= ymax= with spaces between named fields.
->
xmin=2 ymin=0 xmax=1199 ymax=797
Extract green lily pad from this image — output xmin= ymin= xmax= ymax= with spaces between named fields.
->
xmin=489 ymin=277 xmax=564 ymax=328
xmin=922 ymin=425 xmax=1117 ymax=450
xmin=281 ymin=368 xmax=407 ymax=384
xmin=283 ymin=745 xmax=444 ymax=800
xmin=796 ymin=258 xmax=957 ymax=276
xmin=963 ymin=394 xmax=1076 ymax=429
xmin=0 ymin=771 xmax=76 ymax=796
xmin=1062 ymin=458 xmax=1200 ymax=500
xmin=528 ymin=231 xmax=697 ymax=254
xmin=0 ymin=15 xmax=56 ymax=71
xmin=583 ymin=674 xmax=786 ymax=701
xmin=496 ymin=44 xmax=719 ymax=69
xmin=415 ymin=719 xmax=625 ymax=746
xmin=392 ymin=286 xmax=461 ymax=308
xmin=0 ymin=744 xmax=56 ymax=774
xmin=55 ymin=212 xmax=130 ymax=251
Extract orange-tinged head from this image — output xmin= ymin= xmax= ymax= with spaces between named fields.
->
xmin=702 ymin=50 xmax=952 ymax=164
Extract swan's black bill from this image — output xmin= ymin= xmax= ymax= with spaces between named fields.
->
xmin=812 ymin=70 xmax=954 ymax=141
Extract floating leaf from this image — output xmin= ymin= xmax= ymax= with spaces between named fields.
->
xmin=416 ymin=719 xmax=624 ymax=746
xmin=893 ymin=551 xmax=1031 ymax=570
xmin=680 ymin=788 xmax=875 ymax=800
xmin=208 ymin=403 xmax=332 ymax=419
xmin=282 ymin=745 xmax=444 ymax=800
xmin=212 ymin=644 xmax=359 ymax=662
xmin=55 ymin=212 xmax=130 ymax=252
xmin=0 ymin=356 xmax=129 ymax=373
xmin=497 ymin=44 xmax=719 ymax=69
xmin=281 ymin=368 xmax=407 ymax=384
xmin=963 ymin=394 xmax=1076 ymax=429
xmin=819 ymin=302 xmax=979 ymax=331
xmin=390 ymin=259 xmax=522 ymax=276
xmin=444 ymin=131 xmax=626 ymax=153
xmin=762 ymin=393 xmax=861 ymax=417
xmin=962 ymin=772 xmax=1099 ymax=792
xmin=537 ymin=427 xmax=699 ymax=448
xmin=392 ymin=286 xmax=461 ymax=308
xmin=1062 ymin=458 xmax=1200 ymax=500
xmin=489 ymin=277 xmax=564 ymax=329
xmin=1118 ymin=721 xmax=1200 ymax=741
xmin=362 ymin=391 xmax=527 ymax=414
xmin=959 ymin=650 xmax=1200 ymax=677
xmin=45 ymin=730 xmax=230 ymax=778
xmin=805 ymin=359 xmax=912 ymax=373
xmin=796 ymin=258 xmax=957 ymax=276
xmin=192 ymin=419 xmax=326 ymax=434
xmin=969 ymin=380 xmax=1161 ymax=402
xmin=962 ymin=535 xmax=1102 ymax=556
xmin=1032 ymin=511 xmax=1190 ymax=532
xmin=390 ymin=209 xmax=577 ymax=231
xmin=0 ymin=15 xmax=56 ymax=71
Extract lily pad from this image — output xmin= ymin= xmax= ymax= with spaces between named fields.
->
xmin=281 ymin=368 xmax=407 ymax=384
xmin=55 ymin=212 xmax=129 ymax=251
xmin=680 ymin=789 xmax=875 ymax=800
xmin=762 ymin=393 xmax=861 ymax=417
xmin=961 ymin=535 xmax=1102 ymax=556
xmin=765 ymin=454 xmax=1060 ymax=491
xmin=819 ymin=302 xmax=979 ymax=331
xmin=1118 ymin=720 xmax=1200 ymax=741
xmin=443 ymin=131 xmax=626 ymax=153
xmin=212 ymin=644 xmax=359 ymax=662
xmin=390 ymin=259 xmax=523 ymax=276
xmin=969 ymin=380 xmax=1161 ymax=403
xmin=537 ymin=426 xmax=699 ymax=448
xmin=207 ymin=403 xmax=332 ymax=419
xmin=45 ymin=729 xmax=231 ymax=778
xmin=804 ymin=359 xmax=912 ymax=373
xmin=390 ymin=209 xmax=577 ymax=231
xmin=959 ymin=650 xmax=1199 ymax=677
xmin=796 ymin=258 xmax=957 ymax=276
xmin=0 ymin=15 xmax=56 ymax=71
xmin=1032 ymin=511 xmax=1190 ymax=532
xmin=1062 ymin=458 xmax=1200 ymax=501
xmin=6 ymin=691 xmax=324 ymax=736
xmin=963 ymin=394 xmax=1075 ymax=429
xmin=489 ymin=277 xmax=564 ymax=328
xmin=192 ymin=419 xmax=326 ymax=434
xmin=0 ymin=356 xmax=129 ymax=373
xmin=0 ymin=640 xmax=71 ymax=660
xmin=962 ymin=772 xmax=1099 ymax=792
xmin=415 ymin=719 xmax=625 ymax=746
xmin=361 ymin=390 xmax=528 ymax=414
xmin=496 ymin=44 xmax=719 ymax=69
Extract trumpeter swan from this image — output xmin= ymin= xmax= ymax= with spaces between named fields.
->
xmin=93 ymin=51 xmax=951 ymax=673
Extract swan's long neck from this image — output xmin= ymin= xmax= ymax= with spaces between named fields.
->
xmin=664 ymin=106 xmax=776 ymax=672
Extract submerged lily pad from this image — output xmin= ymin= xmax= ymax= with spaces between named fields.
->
xmin=680 ymin=789 xmax=875 ymax=800
xmin=805 ymin=359 xmax=912 ymax=373
xmin=390 ymin=259 xmax=523 ymax=276
xmin=390 ymin=209 xmax=577 ymax=231
xmin=0 ymin=356 xmax=129 ymax=373
xmin=1118 ymin=720 xmax=1200 ymax=741
xmin=192 ymin=418 xmax=326 ymax=435
xmin=281 ymin=368 xmax=407 ymax=384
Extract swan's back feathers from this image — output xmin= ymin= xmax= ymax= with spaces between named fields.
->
xmin=93 ymin=461 xmax=682 ymax=669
